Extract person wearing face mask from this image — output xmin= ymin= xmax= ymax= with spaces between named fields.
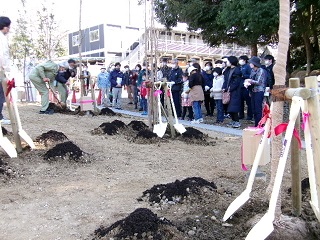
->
xmin=97 ymin=67 xmax=111 ymax=107
xmin=110 ymin=62 xmax=125 ymax=110
xmin=137 ymin=62 xmax=150 ymax=111
xmin=222 ymin=56 xmax=243 ymax=128
xmin=245 ymin=56 xmax=267 ymax=127
xmin=81 ymin=64 xmax=91 ymax=96
xmin=201 ymin=62 xmax=215 ymax=117
xmin=123 ymin=65 xmax=134 ymax=104
xmin=262 ymin=55 xmax=275 ymax=89
xmin=210 ymin=67 xmax=224 ymax=123
xmin=238 ymin=55 xmax=253 ymax=121
xmin=0 ymin=16 xmax=11 ymax=123
xmin=169 ymin=58 xmax=183 ymax=118
xmin=131 ymin=64 xmax=141 ymax=109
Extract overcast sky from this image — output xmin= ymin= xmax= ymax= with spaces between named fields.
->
xmin=1 ymin=0 xmax=146 ymax=32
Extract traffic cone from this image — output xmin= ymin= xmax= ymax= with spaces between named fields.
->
xmin=71 ymin=90 xmax=77 ymax=103
xmin=97 ymin=89 xmax=102 ymax=105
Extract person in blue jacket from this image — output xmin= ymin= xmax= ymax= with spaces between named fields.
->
xmin=109 ymin=62 xmax=125 ymax=109
xmin=97 ymin=67 xmax=111 ymax=107
xmin=169 ymin=59 xmax=183 ymax=118
xmin=201 ymin=61 xmax=215 ymax=116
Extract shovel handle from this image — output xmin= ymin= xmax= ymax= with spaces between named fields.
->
xmin=301 ymin=100 xmax=319 ymax=207
xmin=268 ymin=96 xmax=302 ymax=215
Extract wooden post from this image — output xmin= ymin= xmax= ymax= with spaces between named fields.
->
xmin=2 ymin=80 xmax=22 ymax=153
xmin=289 ymin=78 xmax=301 ymax=216
xmin=305 ymin=76 xmax=320 ymax=208
xmin=163 ymin=79 xmax=175 ymax=138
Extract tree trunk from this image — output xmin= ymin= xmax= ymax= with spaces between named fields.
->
xmin=250 ymin=43 xmax=258 ymax=56
xmin=302 ymin=32 xmax=312 ymax=75
xmin=267 ymin=0 xmax=290 ymax=219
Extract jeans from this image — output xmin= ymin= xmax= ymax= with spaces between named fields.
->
xmin=112 ymin=87 xmax=122 ymax=108
xmin=215 ymin=99 xmax=224 ymax=122
xmin=251 ymin=91 xmax=265 ymax=126
xmin=141 ymin=97 xmax=148 ymax=112
xmin=192 ymin=101 xmax=202 ymax=120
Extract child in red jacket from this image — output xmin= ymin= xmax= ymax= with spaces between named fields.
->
xmin=140 ymin=73 xmax=148 ymax=115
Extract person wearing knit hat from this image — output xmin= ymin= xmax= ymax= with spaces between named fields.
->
xmin=222 ymin=56 xmax=242 ymax=128
xmin=246 ymin=56 xmax=267 ymax=127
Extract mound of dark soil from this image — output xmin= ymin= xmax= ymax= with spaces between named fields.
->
xmin=128 ymin=120 xmax=148 ymax=131
xmin=99 ymin=107 xmax=116 ymax=116
xmin=182 ymin=127 xmax=205 ymax=139
xmin=178 ymin=127 xmax=215 ymax=146
xmin=111 ymin=120 xmax=126 ymax=129
xmin=99 ymin=123 xmax=118 ymax=135
xmin=44 ymin=141 xmax=83 ymax=161
xmin=141 ymin=177 xmax=217 ymax=204
xmin=136 ymin=129 xmax=158 ymax=139
xmin=48 ymin=102 xmax=73 ymax=114
xmin=0 ymin=159 xmax=15 ymax=177
xmin=93 ymin=208 xmax=181 ymax=240
xmin=35 ymin=130 xmax=68 ymax=147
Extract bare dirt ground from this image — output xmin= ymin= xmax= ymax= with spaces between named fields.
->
xmin=0 ymin=102 xmax=319 ymax=240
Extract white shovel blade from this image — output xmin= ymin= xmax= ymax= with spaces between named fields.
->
xmin=245 ymin=212 xmax=274 ymax=240
xmin=153 ymin=123 xmax=167 ymax=138
xmin=0 ymin=137 xmax=17 ymax=158
xmin=174 ymin=123 xmax=186 ymax=134
xmin=19 ymin=129 xmax=35 ymax=149
xmin=223 ymin=189 xmax=250 ymax=221
xmin=310 ymin=202 xmax=320 ymax=222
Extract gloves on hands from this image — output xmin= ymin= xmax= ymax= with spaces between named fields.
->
xmin=205 ymin=85 xmax=210 ymax=91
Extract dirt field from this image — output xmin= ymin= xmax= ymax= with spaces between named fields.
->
xmin=0 ymin=102 xmax=319 ymax=240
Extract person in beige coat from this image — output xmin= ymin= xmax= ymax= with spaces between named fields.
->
xmin=29 ymin=60 xmax=59 ymax=114
xmin=188 ymin=64 xmax=205 ymax=124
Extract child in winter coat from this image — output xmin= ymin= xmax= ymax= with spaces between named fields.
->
xmin=210 ymin=67 xmax=224 ymax=123
xmin=181 ymin=72 xmax=193 ymax=121
xmin=139 ymin=72 xmax=148 ymax=115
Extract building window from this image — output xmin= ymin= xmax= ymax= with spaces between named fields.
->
xmin=90 ymin=29 xmax=99 ymax=42
xmin=72 ymin=35 xmax=79 ymax=47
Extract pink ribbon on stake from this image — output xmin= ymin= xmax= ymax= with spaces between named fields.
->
xmin=274 ymin=123 xmax=302 ymax=149
xmin=301 ymin=112 xmax=310 ymax=130
xmin=153 ymin=89 xmax=162 ymax=97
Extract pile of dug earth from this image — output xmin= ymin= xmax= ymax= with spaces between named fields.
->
xmin=35 ymin=130 xmax=87 ymax=162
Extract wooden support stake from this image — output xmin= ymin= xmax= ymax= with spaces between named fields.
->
xmin=289 ymin=78 xmax=301 ymax=216
xmin=163 ymin=80 xmax=175 ymax=138
xmin=305 ymin=76 xmax=320 ymax=209
xmin=2 ymin=80 xmax=23 ymax=153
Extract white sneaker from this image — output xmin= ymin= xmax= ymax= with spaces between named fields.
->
xmin=191 ymin=119 xmax=200 ymax=124
xmin=198 ymin=118 xmax=204 ymax=123
xmin=1 ymin=119 xmax=11 ymax=125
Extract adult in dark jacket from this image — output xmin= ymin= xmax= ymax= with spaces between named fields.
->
xmin=201 ymin=61 xmax=215 ymax=116
xmin=238 ymin=55 xmax=253 ymax=120
xmin=222 ymin=56 xmax=242 ymax=128
xmin=110 ymin=62 xmax=125 ymax=109
xmin=169 ymin=59 xmax=183 ymax=118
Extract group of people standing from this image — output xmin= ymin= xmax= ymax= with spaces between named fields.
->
xmin=97 ymin=55 xmax=274 ymax=128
